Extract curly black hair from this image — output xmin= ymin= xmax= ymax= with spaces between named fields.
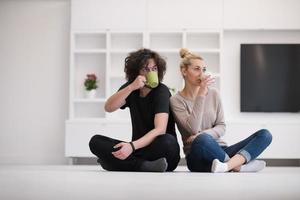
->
xmin=124 ymin=48 xmax=166 ymax=82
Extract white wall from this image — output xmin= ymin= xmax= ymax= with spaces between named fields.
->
xmin=221 ymin=30 xmax=300 ymax=158
xmin=0 ymin=0 xmax=70 ymax=164
xmin=222 ymin=30 xmax=300 ymax=119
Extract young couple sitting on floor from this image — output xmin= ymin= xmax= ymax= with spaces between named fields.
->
xmin=89 ymin=48 xmax=272 ymax=173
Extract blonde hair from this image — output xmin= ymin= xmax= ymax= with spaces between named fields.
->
xmin=179 ymin=48 xmax=203 ymax=70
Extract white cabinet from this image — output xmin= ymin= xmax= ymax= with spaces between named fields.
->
xmin=71 ymin=0 xmax=300 ymax=30
xmin=71 ymin=0 xmax=147 ymax=30
xmin=71 ymin=0 xmax=223 ymax=30
xmin=224 ymin=0 xmax=300 ymax=30
xmin=65 ymin=120 xmax=131 ymax=157
xmin=147 ymin=0 xmax=223 ymax=29
xmin=66 ymin=29 xmax=222 ymax=157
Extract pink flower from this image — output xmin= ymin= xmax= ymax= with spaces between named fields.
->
xmin=87 ymin=74 xmax=97 ymax=81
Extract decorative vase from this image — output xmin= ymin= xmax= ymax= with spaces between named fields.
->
xmin=86 ymin=89 xmax=96 ymax=99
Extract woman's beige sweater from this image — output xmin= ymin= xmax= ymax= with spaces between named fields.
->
xmin=170 ymin=88 xmax=227 ymax=155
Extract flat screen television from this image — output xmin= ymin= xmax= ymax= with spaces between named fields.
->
xmin=240 ymin=44 xmax=300 ymax=112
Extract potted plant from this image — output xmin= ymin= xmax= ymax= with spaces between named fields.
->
xmin=84 ymin=73 xmax=98 ymax=98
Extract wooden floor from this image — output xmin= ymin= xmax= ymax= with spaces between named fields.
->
xmin=0 ymin=165 xmax=299 ymax=200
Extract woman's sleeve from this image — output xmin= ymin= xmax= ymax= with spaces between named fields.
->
xmin=170 ymin=95 xmax=206 ymax=136
xmin=201 ymin=91 xmax=226 ymax=139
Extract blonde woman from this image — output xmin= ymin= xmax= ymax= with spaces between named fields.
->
xmin=170 ymin=49 xmax=272 ymax=172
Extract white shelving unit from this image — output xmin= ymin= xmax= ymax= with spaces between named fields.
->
xmin=66 ymin=29 xmax=222 ymax=158
xmin=70 ymin=31 xmax=107 ymax=120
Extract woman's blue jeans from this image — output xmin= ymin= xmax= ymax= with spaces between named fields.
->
xmin=186 ymin=129 xmax=272 ymax=172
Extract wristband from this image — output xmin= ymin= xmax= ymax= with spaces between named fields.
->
xmin=129 ymin=142 xmax=135 ymax=152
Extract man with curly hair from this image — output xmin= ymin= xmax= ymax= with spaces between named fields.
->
xmin=89 ymin=49 xmax=180 ymax=172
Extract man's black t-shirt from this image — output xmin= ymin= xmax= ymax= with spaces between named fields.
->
xmin=119 ymin=82 xmax=176 ymax=141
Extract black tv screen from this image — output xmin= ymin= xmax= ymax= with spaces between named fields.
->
xmin=241 ymin=44 xmax=300 ymax=112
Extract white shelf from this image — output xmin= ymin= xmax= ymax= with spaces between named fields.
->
xmin=73 ymin=49 xmax=106 ymax=54
xmin=69 ymin=117 xmax=106 ymax=121
xmin=189 ymin=49 xmax=220 ymax=53
xmin=73 ymin=101 xmax=106 ymax=118
xmin=186 ymin=32 xmax=220 ymax=49
xmin=110 ymin=52 xmax=127 ymax=78
xmin=153 ymin=49 xmax=181 ymax=53
xmin=110 ymin=33 xmax=143 ymax=50
xmin=150 ymin=32 xmax=183 ymax=49
xmin=106 ymin=109 xmax=131 ymax=120
xmin=74 ymin=33 xmax=106 ymax=49
xmin=160 ymin=52 xmax=183 ymax=90
xmin=73 ymin=98 xmax=106 ymax=103
xmin=110 ymin=76 xmax=127 ymax=96
xmin=201 ymin=53 xmax=220 ymax=74
xmin=69 ymin=30 xmax=222 ymax=120
xmin=74 ymin=53 xmax=106 ymax=99
xmin=110 ymin=75 xmax=126 ymax=79
xmin=110 ymin=49 xmax=136 ymax=53
xmin=66 ymin=118 xmax=131 ymax=124
xmin=67 ymin=29 xmax=222 ymax=158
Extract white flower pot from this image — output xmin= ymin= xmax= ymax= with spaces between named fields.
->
xmin=86 ymin=89 xmax=96 ymax=99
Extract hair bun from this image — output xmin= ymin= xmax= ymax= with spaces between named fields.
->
xmin=179 ymin=48 xmax=191 ymax=58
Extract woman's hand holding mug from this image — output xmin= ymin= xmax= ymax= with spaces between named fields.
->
xmin=198 ymin=74 xmax=215 ymax=97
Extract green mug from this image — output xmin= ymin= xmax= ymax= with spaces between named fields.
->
xmin=145 ymin=71 xmax=159 ymax=88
